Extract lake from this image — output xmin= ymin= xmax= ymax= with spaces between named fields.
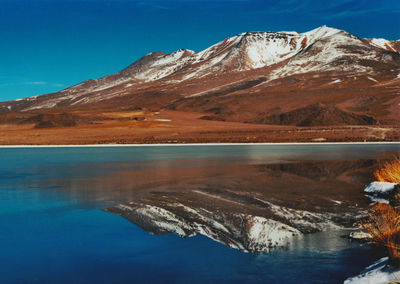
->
xmin=1 ymin=144 xmax=399 ymax=283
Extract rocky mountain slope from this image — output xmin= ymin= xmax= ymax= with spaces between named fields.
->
xmin=1 ymin=25 xmax=399 ymax=131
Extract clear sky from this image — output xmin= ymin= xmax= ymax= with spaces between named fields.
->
xmin=0 ymin=0 xmax=399 ymax=101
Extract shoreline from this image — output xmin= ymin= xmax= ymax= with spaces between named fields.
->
xmin=0 ymin=141 xmax=399 ymax=148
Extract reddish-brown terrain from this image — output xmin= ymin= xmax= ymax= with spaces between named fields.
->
xmin=0 ymin=26 xmax=399 ymax=144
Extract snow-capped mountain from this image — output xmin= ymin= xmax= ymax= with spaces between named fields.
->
xmin=97 ymin=26 xmax=345 ymax=84
xmin=55 ymin=26 xmax=346 ymax=95
xmin=1 ymin=25 xmax=399 ymax=128
xmin=63 ymin=25 xmax=393 ymax=89
xmin=66 ymin=26 xmax=399 ymax=83
xmin=107 ymin=25 xmax=398 ymax=82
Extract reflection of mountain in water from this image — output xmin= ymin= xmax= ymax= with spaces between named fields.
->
xmin=106 ymin=184 xmax=357 ymax=252
xmin=68 ymin=158 xmax=374 ymax=252
xmin=108 ymin=200 xmax=301 ymax=252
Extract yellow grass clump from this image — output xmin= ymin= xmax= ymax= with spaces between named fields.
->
xmin=363 ymin=203 xmax=400 ymax=261
xmin=375 ymin=157 xmax=400 ymax=183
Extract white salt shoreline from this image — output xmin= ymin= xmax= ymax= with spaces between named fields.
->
xmin=0 ymin=141 xmax=399 ymax=148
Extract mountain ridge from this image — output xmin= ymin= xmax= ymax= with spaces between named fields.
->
xmin=2 ymin=25 xmax=399 ymax=110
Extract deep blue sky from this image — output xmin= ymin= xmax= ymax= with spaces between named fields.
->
xmin=0 ymin=0 xmax=399 ymax=101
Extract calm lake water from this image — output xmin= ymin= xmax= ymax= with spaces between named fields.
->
xmin=1 ymin=144 xmax=399 ymax=284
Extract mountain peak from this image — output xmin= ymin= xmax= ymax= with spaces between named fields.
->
xmin=237 ymin=30 xmax=299 ymax=37
xmin=303 ymin=25 xmax=342 ymax=39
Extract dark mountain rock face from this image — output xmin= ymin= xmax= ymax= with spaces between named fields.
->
xmin=258 ymin=103 xmax=377 ymax=126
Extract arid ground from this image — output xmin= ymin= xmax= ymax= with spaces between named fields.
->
xmin=0 ymin=109 xmax=399 ymax=145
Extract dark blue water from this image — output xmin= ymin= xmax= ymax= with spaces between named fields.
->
xmin=1 ymin=144 xmax=399 ymax=284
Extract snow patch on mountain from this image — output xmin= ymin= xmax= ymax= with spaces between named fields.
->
xmin=135 ymin=49 xmax=196 ymax=81
xmin=240 ymin=32 xmax=303 ymax=68
xmin=369 ymin=38 xmax=398 ymax=53
xmin=268 ymin=28 xmax=377 ymax=79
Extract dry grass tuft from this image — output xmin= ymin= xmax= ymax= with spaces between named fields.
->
xmin=363 ymin=203 xmax=400 ymax=261
xmin=375 ymin=157 xmax=400 ymax=183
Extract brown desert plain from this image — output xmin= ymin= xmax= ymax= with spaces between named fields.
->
xmin=0 ymin=109 xmax=399 ymax=145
